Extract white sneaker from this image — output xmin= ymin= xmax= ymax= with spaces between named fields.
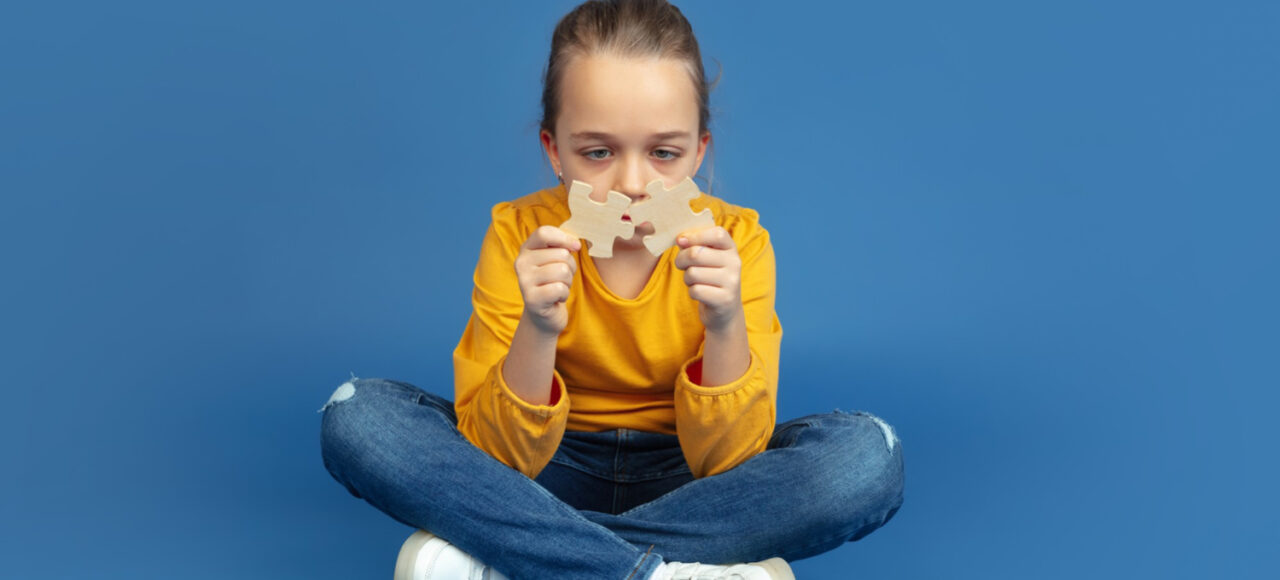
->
xmin=393 ymin=530 xmax=508 ymax=580
xmin=649 ymin=557 xmax=795 ymax=580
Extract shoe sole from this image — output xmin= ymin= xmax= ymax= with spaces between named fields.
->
xmin=394 ymin=530 xmax=438 ymax=580
xmin=756 ymin=557 xmax=796 ymax=580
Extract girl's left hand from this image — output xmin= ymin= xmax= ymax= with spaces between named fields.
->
xmin=674 ymin=226 xmax=744 ymax=333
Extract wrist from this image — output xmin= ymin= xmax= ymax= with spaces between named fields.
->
xmin=521 ymin=311 xmax=564 ymax=338
xmin=703 ymin=307 xmax=746 ymax=337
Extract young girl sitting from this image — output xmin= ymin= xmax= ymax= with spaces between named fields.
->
xmin=321 ymin=1 xmax=904 ymax=578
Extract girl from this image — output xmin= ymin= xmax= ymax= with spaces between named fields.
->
xmin=320 ymin=1 xmax=904 ymax=578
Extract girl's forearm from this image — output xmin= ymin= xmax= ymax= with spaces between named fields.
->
xmin=502 ymin=313 xmax=561 ymax=406
xmin=700 ymin=311 xmax=750 ymax=386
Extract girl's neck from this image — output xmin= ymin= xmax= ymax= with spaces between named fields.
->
xmin=591 ymin=245 xmax=662 ymax=300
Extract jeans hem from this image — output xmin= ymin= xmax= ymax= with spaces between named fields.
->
xmin=624 ymin=544 xmax=660 ymax=580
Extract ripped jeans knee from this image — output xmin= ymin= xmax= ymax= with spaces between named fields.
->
xmin=318 ymin=373 xmax=359 ymax=413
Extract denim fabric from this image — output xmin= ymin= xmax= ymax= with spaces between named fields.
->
xmin=321 ymin=378 xmax=904 ymax=579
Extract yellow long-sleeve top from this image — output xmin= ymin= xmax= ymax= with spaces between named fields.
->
xmin=452 ymin=183 xmax=782 ymax=480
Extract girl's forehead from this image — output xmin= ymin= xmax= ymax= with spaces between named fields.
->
xmin=557 ymin=54 xmax=699 ymax=135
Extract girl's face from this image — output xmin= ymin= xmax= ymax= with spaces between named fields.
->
xmin=541 ymin=54 xmax=710 ymax=247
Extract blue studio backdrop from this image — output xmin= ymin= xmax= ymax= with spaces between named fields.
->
xmin=2 ymin=1 xmax=1277 ymax=578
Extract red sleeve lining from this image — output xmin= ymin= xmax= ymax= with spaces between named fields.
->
xmin=548 ymin=375 xmax=561 ymax=406
xmin=687 ymin=358 xmax=703 ymax=386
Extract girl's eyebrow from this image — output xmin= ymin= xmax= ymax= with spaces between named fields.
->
xmin=569 ymin=131 xmax=691 ymax=142
xmin=569 ymin=131 xmax=612 ymax=142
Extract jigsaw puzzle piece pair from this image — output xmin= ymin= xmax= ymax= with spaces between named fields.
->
xmin=559 ymin=177 xmax=714 ymax=258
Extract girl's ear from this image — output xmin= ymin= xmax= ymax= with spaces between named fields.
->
xmin=540 ymin=129 xmax=562 ymax=177
xmin=692 ymin=131 xmax=712 ymax=175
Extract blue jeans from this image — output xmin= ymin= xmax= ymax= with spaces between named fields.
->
xmin=320 ymin=378 xmax=904 ymax=580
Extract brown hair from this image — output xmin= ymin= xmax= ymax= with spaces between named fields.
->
xmin=540 ymin=0 xmax=713 ymax=136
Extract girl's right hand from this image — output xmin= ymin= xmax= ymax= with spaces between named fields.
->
xmin=514 ymin=225 xmax=582 ymax=335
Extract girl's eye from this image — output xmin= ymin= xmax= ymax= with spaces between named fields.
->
xmin=584 ymin=149 xmax=612 ymax=161
xmin=652 ymin=149 xmax=681 ymax=161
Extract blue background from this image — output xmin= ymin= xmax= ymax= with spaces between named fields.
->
xmin=2 ymin=1 xmax=1277 ymax=577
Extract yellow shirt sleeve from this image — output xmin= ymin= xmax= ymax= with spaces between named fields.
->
xmin=452 ymin=201 xmax=570 ymax=479
xmin=673 ymin=216 xmax=783 ymax=478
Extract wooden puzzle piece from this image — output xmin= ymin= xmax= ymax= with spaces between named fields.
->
xmin=559 ymin=180 xmax=635 ymax=258
xmin=626 ymin=177 xmax=714 ymax=257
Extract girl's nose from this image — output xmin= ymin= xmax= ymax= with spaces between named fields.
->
xmin=614 ymin=155 xmax=650 ymax=202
